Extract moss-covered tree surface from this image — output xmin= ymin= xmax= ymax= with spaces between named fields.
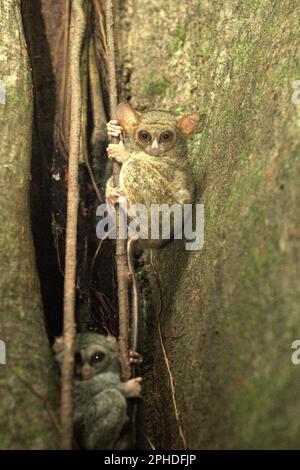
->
xmin=0 ymin=0 xmax=59 ymax=449
xmin=121 ymin=0 xmax=300 ymax=449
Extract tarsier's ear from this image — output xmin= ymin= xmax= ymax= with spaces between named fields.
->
xmin=177 ymin=112 xmax=200 ymax=136
xmin=106 ymin=335 xmax=118 ymax=351
xmin=116 ymin=102 xmax=140 ymax=132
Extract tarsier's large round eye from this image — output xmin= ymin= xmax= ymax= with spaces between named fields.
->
xmin=92 ymin=351 xmax=106 ymax=363
xmin=159 ymin=131 xmax=174 ymax=142
xmin=138 ymin=130 xmax=151 ymax=143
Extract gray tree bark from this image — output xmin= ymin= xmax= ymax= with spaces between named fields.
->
xmin=122 ymin=0 xmax=300 ymax=449
xmin=0 ymin=0 xmax=59 ymax=449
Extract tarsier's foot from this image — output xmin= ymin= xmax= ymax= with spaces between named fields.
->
xmin=107 ymin=141 xmax=129 ymax=164
xmin=106 ymin=186 xmax=126 ymax=206
xmin=129 ymin=350 xmax=143 ymax=365
xmin=124 ymin=377 xmax=142 ymax=398
xmin=107 ymin=119 xmax=123 ymax=139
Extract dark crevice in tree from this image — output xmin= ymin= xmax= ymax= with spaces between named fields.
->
xmin=21 ymin=0 xmax=118 ymax=344
xmin=22 ymin=0 xmax=63 ymax=340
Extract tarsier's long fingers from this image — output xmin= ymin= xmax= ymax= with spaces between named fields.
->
xmin=131 ymin=377 xmax=142 ymax=395
xmin=106 ymin=141 xmax=127 ymax=164
xmin=123 ymin=376 xmax=142 ymax=398
xmin=106 ymin=187 xmax=125 ymax=206
xmin=129 ymin=350 xmax=143 ymax=365
xmin=107 ymin=119 xmax=123 ymax=139
xmin=106 ymin=142 xmax=121 ymax=159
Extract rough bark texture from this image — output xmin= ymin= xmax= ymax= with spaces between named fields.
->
xmin=0 ymin=0 xmax=59 ymax=449
xmin=122 ymin=0 xmax=300 ymax=449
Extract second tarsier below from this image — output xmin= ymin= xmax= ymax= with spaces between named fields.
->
xmin=53 ymin=333 xmax=142 ymax=450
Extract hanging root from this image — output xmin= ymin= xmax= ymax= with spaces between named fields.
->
xmin=105 ymin=0 xmax=131 ymax=382
xmin=150 ymin=251 xmax=188 ymax=450
xmin=60 ymin=0 xmax=86 ymax=450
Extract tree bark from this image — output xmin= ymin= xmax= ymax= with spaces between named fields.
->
xmin=0 ymin=0 xmax=59 ymax=449
xmin=123 ymin=0 xmax=300 ymax=450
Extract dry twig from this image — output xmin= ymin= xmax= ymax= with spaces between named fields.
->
xmin=60 ymin=0 xmax=86 ymax=450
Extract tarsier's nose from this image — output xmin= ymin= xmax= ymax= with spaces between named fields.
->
xmin=151 ymin=138 xmax=159 ymax=150
xmin=148 ymin=138 xmax=161 ymax=156
xmin=81 ymin=367 xmax=93 ymax=380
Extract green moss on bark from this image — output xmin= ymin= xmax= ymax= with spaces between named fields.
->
xmin=123 ymin=0 xmax=300 ymax=449
xmin=0 ymin=0 xmax=59 ymax=449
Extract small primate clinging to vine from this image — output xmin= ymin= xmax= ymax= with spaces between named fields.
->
xmin=106 ymin=102 xmax=199 ymax=241
xmin=105 ymin=103 xmax=199 ymax=354
xmin=53 ymin=333 xmax=142 ymax=450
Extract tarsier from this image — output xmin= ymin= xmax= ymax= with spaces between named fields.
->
xmin=106 ymin=102 xmax=199 ymax=241
xmin=53 ymin=333 xmax=142 ymax=450
xmin=106 ymin=103 xmax=199 ymax=347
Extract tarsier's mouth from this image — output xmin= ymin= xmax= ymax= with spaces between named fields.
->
xmin=147 ymin=148 xmax=163 ymax=157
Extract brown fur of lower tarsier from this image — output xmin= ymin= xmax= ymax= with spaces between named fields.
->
xmin=54 ymin=104 xmax=199 ymax=450
xmin=53 ymin=333 xmax=142 ymax=450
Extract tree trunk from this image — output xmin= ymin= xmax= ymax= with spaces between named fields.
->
xmin=122 ymin=0 xmax=300 ymax=449
xmin=0 ymin=0 xmax=59 ymax=449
